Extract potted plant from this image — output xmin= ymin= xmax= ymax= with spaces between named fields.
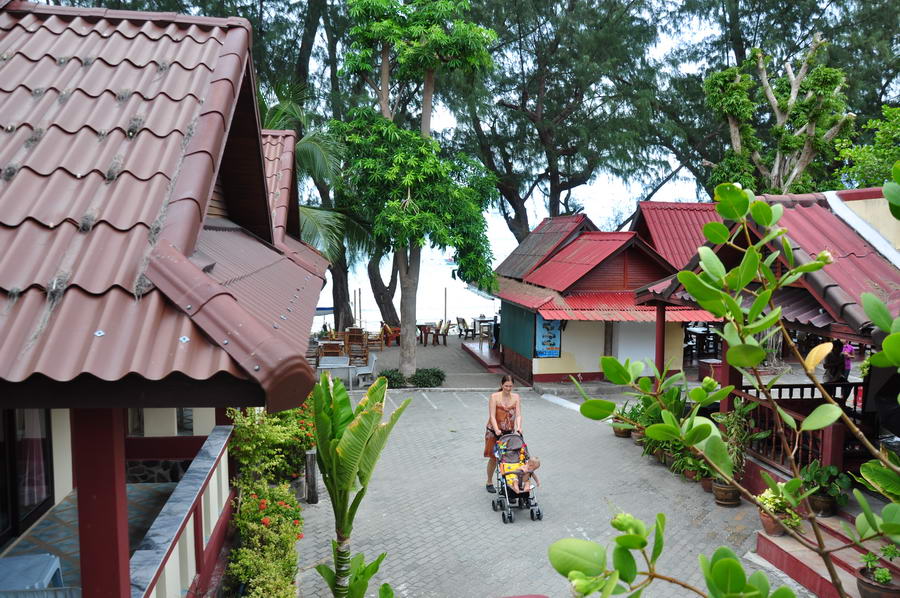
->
xmin=857 ymin=544 xmax=900 ymax=598
xmin=673 ymin=452 xmax=703 ymax=482
xmin=756 ymin=484 xmax=803 ymax=536
xmin=696 ymin=460 xmax=714 ymax=492
xmin=611 ymin=402 xmax=637 ymax=438
xmin=799 ymin=459 xmax=852 ymax=517
xmin=710 ymin=397 xmax=771 ymax=507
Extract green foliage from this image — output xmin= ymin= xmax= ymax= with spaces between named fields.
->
xmin=406 ymin=367 xmax=446 ymax=387
xmin=227 ymin=484 xmax=303 ymax=597
xmin=861 ymin=543 xmax=900 ymax=586
xmin=330 ymin=108 xmax=496 ymax=290
xmin=379 ymin=368 xmax=407 ymax=389
xmin=548 ymin=512 xmax=796 ymax=597
xmin=227 ymin=402 xmax=316 ymax=490
xmin=836 ymin=106 xmax=900 ymax=188
xmin=800 ymin=460 xmax=852 ymax=506
xmin=756 ymin=488 xmax=802 ymax=530
xmin=711 ymin=398 xmax=770 ymax=479
xmin=704 ymin=38 xmax=855 ymax=193
xmin=313 ymin=374 xmax=410 ymax=597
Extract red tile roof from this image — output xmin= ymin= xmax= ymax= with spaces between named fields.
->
xmin=632 ymin=201 xmax=721 ymax=269
xmin=497 ymin=277 xmax=715 ymax=322
xmin=494 ymin=214 xmax=597 ymax=279
xmin=261 ymin=130 xmax=329 ymax=277
xmin=0 ymin=3 xmax=322 ymax=409
xmin=524 ymin=232 xmax=635 ymax=291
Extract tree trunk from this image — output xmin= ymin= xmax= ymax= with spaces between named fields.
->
xmin=397 ymin=244 xmax=421 ymax=377
xmin=723 ymin=0 xmax=746 ymax=64
xmin=330 ymin=248 xmax=354 ymax=332
xmin=295 ymin=0 xmax=325 ymax=88
xmin=323 ymin=3 xmax=343 ymax=120
xmin=333 ymin=536 xmax=351 ymax=597
xmin=368 ymin=250 xmax=400 ymax=327
xmin=421 ymin=69 xmax=435 ymax=137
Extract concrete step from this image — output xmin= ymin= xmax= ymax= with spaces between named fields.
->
xmin=757 ymin=525 xmax=861 ymax=598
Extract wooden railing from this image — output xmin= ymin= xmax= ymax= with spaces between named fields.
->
xmin=129 ymin=425 xmax=233 ymax=598
xmin=733 ymin=382 xmax=863 ymax=476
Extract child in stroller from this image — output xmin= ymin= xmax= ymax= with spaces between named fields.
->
xmin=490 ymin=433 xmax=543 ymax=523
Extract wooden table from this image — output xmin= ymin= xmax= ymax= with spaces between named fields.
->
xmin=317 ymin=356 xmax=355 ymax=390
xmin=416 ymin=322 xmax=436 ymax=345
xmin=474 ymin=318 xmax=495 ymax=350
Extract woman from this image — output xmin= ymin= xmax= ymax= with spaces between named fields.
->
xmin=484 ymin=375 xmax=522 ymax=493
xmin=823 ymin=339 xmax=846 ymax=383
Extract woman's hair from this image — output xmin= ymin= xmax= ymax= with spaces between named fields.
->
xmin=498 ymin=374 xmax=514 ymax=391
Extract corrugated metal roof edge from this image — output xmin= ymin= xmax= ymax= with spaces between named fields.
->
xmin=148 ymin=241 xmax=315 ymax=412
xmin=4 ymin=1 xmax=254 ymax=31
xmin=521 ymin=214 xmax=598 ymax=278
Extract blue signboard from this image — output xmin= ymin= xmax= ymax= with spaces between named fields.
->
xmin=535 ymin=314 xmax=561 ymax=358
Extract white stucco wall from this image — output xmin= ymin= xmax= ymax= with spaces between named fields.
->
xmin=51 ymin=409 xmax=72 ymax=504
xmin=532 ymin=320 xmax=605 ymax=375
xmin=664 ymin=322 xmax=685 ymax=371
xmin=847 ymin=199 xmax=900 ymax=250
xmin=613 ymin=322 xmax=656 ymax=364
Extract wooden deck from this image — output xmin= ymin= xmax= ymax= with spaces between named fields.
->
xmin=461 ymin=340 xmax=502 ymax=370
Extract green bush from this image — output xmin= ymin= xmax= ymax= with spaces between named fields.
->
xmin=227 ymin=484 xmax=303 ymax=597
xmin=379 ymin=368 xmax=407 ymax=388
xmin=227 ymin=400 xmax=316 ymax=488
xmin=407 ymin=368 xmax=446 ymax=387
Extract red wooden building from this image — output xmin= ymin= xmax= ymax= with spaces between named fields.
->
xmin=0 ymin=3 xmax=325 ymax=595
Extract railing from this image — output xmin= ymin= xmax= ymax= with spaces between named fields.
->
xmin=129 ymin=425 xmax=233 ymax=598
xmin=733 ymin=384 xmax=863 ymax=476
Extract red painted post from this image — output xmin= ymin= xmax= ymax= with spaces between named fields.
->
xmin=821 ymin=422 xmax=845 ymax=471
xmin=655 ymin=305 xmax=666 ymax=373
xmin=71 ymin=408 xmax=130 ymax=597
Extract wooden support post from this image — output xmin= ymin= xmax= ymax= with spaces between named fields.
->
xmin=72 ymin=408 xmax=130 ymax=598
xmin=655 ymin=305 xmax=666 ymax=373
xmin=305 ymin=449 xmax=318 ymax=504
xmin=821 ymin=422 xmax=846 ymax=470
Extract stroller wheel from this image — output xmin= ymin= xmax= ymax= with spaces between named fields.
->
xmin=537 ymin=508 xmax=543 ymax=520
xmin=501 ymin=512 xmax=508 ymax=524
xmin=499 ymin=498 xmax=507 ymax=511
xmin=508 ymin=510 xmax=515 ymax=523
xmin=491 ymin=499 xmax=498 ymax=512
xmin=530 ymin=508 xmax=537 ymax=521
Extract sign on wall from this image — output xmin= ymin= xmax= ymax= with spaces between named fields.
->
xmin=535 ymin=314 xmax=562 ymax=358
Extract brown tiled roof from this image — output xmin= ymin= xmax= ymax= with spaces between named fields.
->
xmin=494 ymin=214 xmax=598 ymax=279
xmin=261 ymin=130 xmax=329 ymax=277
xmin=0 ymin=2 xmax=323 ymax=409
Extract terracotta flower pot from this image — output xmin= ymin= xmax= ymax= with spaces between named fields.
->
xmin=712 ymin=479 xmax=741 ymax=507
xmin=808 ymin=493 xmax=837 ymax=517
xmin=684 ymin=469 xmax=698 ymax=481
xmin=654 ymin=448 xmax=665 ymax=464
xmin=856 ymin=567 xmax=900 ymax=598
xmin=632 ymin=429 xmax=645 ymax=445
xmin=700 ymin=477 xmax=713 ymax=493
xmin=664 ymin=451 xmax=676 ymax=469
xmin=613 ymin=426 xmax=632 ymax=438
xmin=758 ymin=509 xmax=790 ymax=536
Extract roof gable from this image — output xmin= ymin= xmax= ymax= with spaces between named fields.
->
xmin=494 ymin=214 xmax=597 ymax=279
xmin=525 ymin=231 xmax=674 ymax=292
xmin=0 ymin=2 xmax=321 ymax=409
xmin=631 ymin=201 xmax=721 ymax=269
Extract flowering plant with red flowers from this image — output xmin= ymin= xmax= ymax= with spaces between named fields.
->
xmin=227 ymin=483 xmax=303 ymax=597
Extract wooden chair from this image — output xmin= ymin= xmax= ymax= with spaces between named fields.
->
xmin=432 ymin=320 xmax=452 ymax=345
xmin=347 ymin=329 xmax=368 ymax=366
xmin=457 ymin=317 xmax=475 ymax=340
xmin=320 ymin=342 xmax=343 ymax=358
xmin=367 ymin=327 xmax=385 ymax=351
xmin=381 ymin=322 xmax=401 ymax=346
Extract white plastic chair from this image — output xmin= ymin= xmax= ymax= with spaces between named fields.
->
xmin=356 ymin=353 xmax=378 ymax=386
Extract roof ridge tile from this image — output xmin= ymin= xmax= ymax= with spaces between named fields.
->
xmin=5 ymin=2 xmax=249 ymax=31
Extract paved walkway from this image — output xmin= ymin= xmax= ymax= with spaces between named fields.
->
xmin=372 ymin=333 xmax=502 ymax=389
xmin=295 ymin=389 xmax=810 ymax=598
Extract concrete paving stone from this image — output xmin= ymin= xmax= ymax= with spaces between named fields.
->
xmin=296 ymin=389 xmax=812 ymax=598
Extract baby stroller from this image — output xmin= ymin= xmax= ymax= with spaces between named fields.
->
xmin=490 ymin=433 xmax=543 ymax=524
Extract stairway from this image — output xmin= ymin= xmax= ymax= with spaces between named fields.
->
xmin=756 ymin=507 xmax=900 ymax=598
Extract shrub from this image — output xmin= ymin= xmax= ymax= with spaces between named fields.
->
xmin=407 ymin=368 xmax=446 ymax=387
xmin=227 ymin=483 xmax=303 ymax=596
xmin=379 ymin=368 xmax=407 ymax=388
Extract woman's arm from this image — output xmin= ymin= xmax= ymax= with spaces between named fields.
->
xmin=488 ymin=394 xmax=501 ymax=434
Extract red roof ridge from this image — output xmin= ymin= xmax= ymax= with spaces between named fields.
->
xmin=148 ymin=240 xmax=315 ymax=410
xmin=638 ymin=201 xmax=717 ymax=210
xmin=4 ymin=1 xmax=253 ymax=31
xmin=149 ymin=23 xmax=251 ymax=258
xmin=758 ymin=192 xmax=827 ymax=207
xmin=835 ymin=187 xmax=884 ymax=201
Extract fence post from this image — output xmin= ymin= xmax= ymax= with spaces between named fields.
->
xmin=821 ymin=421 xmax=846 ymax=471
xmin=305 ymin=449 xmax=318 ymax=504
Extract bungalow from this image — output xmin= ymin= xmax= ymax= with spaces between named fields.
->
xmin=0 ymin=3 xmax=325 ymax=596
xmin=494 ymin=215 xmax=714 ymax=384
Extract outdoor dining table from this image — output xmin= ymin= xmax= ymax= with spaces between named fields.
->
xmin=317 ymin=356 xmax=355 ymax=390
xmin=474 ymin=318 xmax=495 ymax=350
xmin=416 ymin=322 xmax=436 ymax=345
